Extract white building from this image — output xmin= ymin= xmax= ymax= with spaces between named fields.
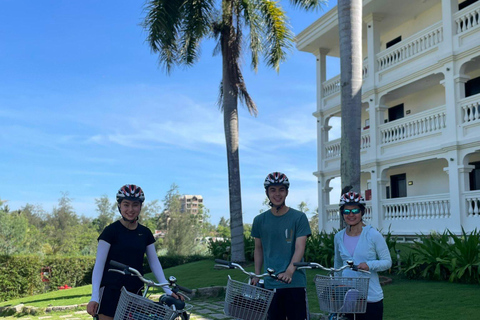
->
xmin=297 ymin=0 xmax=480 ymax=235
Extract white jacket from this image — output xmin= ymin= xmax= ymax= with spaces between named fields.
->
xmin=334 ymin=225 xmax=392 ymax=302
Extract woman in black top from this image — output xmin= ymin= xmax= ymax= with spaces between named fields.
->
xmin=86 ymin=184 xmax=180 ymax=320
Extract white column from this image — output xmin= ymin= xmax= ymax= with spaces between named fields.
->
xmin=369 ymin=166 xmax=382 ymax=229
xmin=441 ymin=66 xmax=459 ymax=143
xmin=315 ymin=49 xmax=329 ymax=112
xmin=440 ymin=0 xmax=458 ymax=55
xmin=443 ymin=153 xmax=463 ymax=233
xmin=376 ymin=178 xmax=389 ymax=230
xmin=363 ymin=14 xmax=383 ymax=90
xmin=316 ymin=173 xmax=331 ymax=232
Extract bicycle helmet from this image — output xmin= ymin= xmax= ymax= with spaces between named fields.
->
xmin=116 ymin=184 xmax=145 ymax=204
xmin=339 ymin=191 xmax=366 ymax=206
xmin=264 ymin=172 xmax=290 ymax=189
xmin=339 ymin=191 xmax=366 ymax=216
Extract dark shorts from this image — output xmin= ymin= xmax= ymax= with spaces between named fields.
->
xmin=98 ymin=286 xmax=143 ymax=318
xmin=345 ymin=300 xmax=383 ymax=320
xmin=268 ymin=287 xmax=309 ymax=320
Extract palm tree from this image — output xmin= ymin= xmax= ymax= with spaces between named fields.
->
xmin=142 ymin=0 xmax=323 ymax=262
xmin=338 ymin=0 xmax=362 ymax=229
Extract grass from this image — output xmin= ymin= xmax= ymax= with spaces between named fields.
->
xmin=1 ymin=259 xmax=479 ymax=319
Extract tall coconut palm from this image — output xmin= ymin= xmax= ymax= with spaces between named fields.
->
xmin=143 ymin=0 xmax=323 ymax=262
xmin=338 ymin=0 xmax=362 ymax=229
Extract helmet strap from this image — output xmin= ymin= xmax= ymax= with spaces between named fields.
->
xmin=121 ymin=215 xmax=139 ymax=223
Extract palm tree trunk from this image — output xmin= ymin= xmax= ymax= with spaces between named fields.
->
xmin=338 ymin=0 xmax=363 ymax=229
xmin=222 ymin=4 xmax=245 ymax=262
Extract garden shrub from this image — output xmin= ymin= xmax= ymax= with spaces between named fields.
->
xmin=403 ymin=228 xmax=480 ymax=284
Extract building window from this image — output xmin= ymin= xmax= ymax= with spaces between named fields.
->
xmin=459 ymin=0 xmax=479 ymax=11
xmin=388 ymin=104 xmax=404 ymax=122
xmin=390 ymin=173 xmax=407 ymax=198
xmin=386 ymin=36 xmax=402 ymax=49
xmin=469 ymin=161 xmax=480 ymax=190
xmin=465 ymin=76 xmax=480 ymax=97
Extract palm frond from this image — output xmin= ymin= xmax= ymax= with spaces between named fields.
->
xmin=142 ymin=0 xmax=185 ymax=73
xmin=288 ymin=0 xmax=326 ymax=11
xmin=241 ymin=0 xmax=262 ymax=72
xmin=180 ymin=0 xmax=215 ymax=66
xmin=258 ymin=0 xmax=294 ymax=72
xmin=235 ymin=64 xmax=258 ymax=116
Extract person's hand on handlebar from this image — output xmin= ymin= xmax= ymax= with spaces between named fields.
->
xmin=170 ymin=292 xmax=184 ymax=301
xmin=86 ymin=300 xmax=98 ymax=316
xmin=277 ymin=265 xmax=295 ymax=284
xmin=250 ymin=277 xmax=260 ymax=286
xmin=357 ymin=262 xmax=369 ymax=271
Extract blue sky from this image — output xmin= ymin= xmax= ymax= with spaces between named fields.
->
xmin=0 ymin=0 xmax=340 ymax=226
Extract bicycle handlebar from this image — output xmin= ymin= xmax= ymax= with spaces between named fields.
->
xmin=293 ymin=260 xmax=371 ymax=274
xmin=214 ymin=259 xmax=286 ymax=282
xmin=108 ymin=260 xmax=193 ymax=294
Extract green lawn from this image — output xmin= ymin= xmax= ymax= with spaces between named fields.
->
xmin=1 ymin=259 xmax=479 ymax=320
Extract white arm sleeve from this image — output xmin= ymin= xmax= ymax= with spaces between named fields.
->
xmin=90 ymin=240 xmax=110 ymax=303
xmin=146 ymin=244 xmax=172 ymax=295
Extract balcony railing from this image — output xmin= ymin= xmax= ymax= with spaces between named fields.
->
xmin=380 ymin=105 xmax=446 ymax=145
xmin=461 ymin=94 xmax=480 ymax=124
xmin=455 ymin=2 xmax=480 ymax=34
xmin=324 ymin=132 xmax=371 ymax=159
xmin=322 ymin=75 xmax=341 ymax=97
xmin=377 ymin=22 xmax=443 ymax=72
xmin=382 ymin=194 xmax=450 ymax=220
xmin=464 ymin=191 xmax=480 ymax=217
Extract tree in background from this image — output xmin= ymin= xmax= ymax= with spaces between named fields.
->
xmin=142 ymin=0 xmax=324 ymax=262
xmin=92 ymin=195 xmax=116 ymax=233
xmin=161 ymin=184 xmax=206 ymax=255
xmin=298 ymin=201 xmax=318 ymax=234
xmin=217 ymin=216 xmax=231 ymax=239
xmin=338 ymin=0 xmax=363 ymax=229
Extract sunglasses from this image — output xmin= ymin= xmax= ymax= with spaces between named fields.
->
xmin=343 ymin=208 xmax=361 ymax=215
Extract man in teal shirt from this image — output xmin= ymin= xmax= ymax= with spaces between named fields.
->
xmin=251 ymin=172 xmax=311 ymax=320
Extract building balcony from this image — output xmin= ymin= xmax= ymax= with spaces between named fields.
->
xmin=314 ymin=1 xmax=480 ymax=106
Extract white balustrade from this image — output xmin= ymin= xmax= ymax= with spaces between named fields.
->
xmin=324 ymin=134 xmax=371 ymax=159
xmin=322 ymin=75 xmax=341 ymax=97
xmin=382 ymin=195 xmax=450 ymax=220
xmin=461 ymin=95 xmax=480 ymax=123
xmin=380 ymin=106 xmax=446 ymax=144
xmin=455 ymin=2 xmax=480 ymax=34
xmin=464 ymin=192 xmax=480 ymax=217
xmin=325 ymin=140 xmax=341 ymax=159
xmin=377 ymin=23 xmax=443 ymax=71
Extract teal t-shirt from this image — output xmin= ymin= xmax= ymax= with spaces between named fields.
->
xmin=251 ymin=208 xmax=311 ymax=289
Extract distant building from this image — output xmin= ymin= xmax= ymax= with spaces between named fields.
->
xmin=180 ymin=195 xmax=203 ymax=215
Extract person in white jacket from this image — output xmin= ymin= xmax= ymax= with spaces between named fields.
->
xmin=334 ymin=191 xmax=392 ymax=320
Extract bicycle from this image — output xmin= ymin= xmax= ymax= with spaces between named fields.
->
xmin=294 ymin=261 xmax=370 ymax=320
xmin=107 ymin=260 xmax=192 ymax=320
xmin=214 ymin=259 xmax=286 ymax=320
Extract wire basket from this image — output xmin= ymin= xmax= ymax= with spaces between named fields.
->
xmin=114 ymin=287 xmax=177 ymax=320
xmin=224 ymin=276 xmax=275 ymax=320
xmin=314 ymin=275 xmax=369 ymax=314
